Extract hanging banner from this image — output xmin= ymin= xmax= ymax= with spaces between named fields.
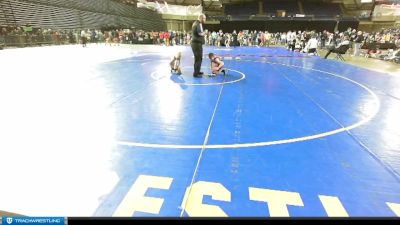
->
xmin=373 ymin=4 xmax=400 ymax=21
xmin=137 ymin=0 xmax=203 ymax=16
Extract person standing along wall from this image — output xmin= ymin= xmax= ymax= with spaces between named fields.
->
xmin=353 ymin=31 xmax=363 ymax=56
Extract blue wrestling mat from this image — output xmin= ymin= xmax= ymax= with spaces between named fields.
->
xmin=0 ymin=45 xmax=399 ymax=217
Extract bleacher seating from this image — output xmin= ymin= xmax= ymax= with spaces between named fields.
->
xmin=263 ymin=0 xmax=299 ymax=17
xmin=0 ymin=0 xmax=17 ymax=26
xmin=1 ymin=0 xmax=165 ymax=31
xmin=0 ymin=5 xmax=7 ymax=25
xmin=303 ymin=2 xmax=342 ymax=17
xmin=224 ymin=0 xmax=342 ymax=19
xmin=225 ymin=2 xmax=258 ymax=16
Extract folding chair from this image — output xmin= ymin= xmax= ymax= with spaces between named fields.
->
xmin=334 ymin=45 xmax=350 ymax=61
xmin=335 ymin=53 xmax=345 ymax=61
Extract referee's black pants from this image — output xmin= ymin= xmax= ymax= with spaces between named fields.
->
xmin=191 ymin=41 xmax=203 ymax=75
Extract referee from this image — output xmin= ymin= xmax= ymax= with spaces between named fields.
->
xmin=191 ymin=14 xmax=206 ymax=78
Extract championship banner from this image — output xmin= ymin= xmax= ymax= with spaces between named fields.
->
xmin=373 ymin=3 xmax=400 ymax=21
xmin=137 ymin=0 xmax=202 ymax=16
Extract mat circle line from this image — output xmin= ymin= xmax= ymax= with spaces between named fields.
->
xmin=117 ymin=60 xmax=380 ymax=149
xmin=150 ymin=67 xmax=246 ymax=86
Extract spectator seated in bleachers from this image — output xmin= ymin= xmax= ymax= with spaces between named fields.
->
xmin=366 ymin=48 xmax=383 ymax=59
xmin=379 ymin=49 xmax=398 ymax=61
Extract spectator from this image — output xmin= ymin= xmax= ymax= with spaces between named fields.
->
xmin=324 ymin=36 xmax=350 ymax=59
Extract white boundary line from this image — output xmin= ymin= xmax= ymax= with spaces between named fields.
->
xmin=179 ymin=72 xmax=227 ymax=216
xmin=150 ymin=68 xmax=246 ymax=86
xmin=214 ymin=48 xmax=233 ymax=51
xmin=116 ymin=61 xmax=381 ymax=149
